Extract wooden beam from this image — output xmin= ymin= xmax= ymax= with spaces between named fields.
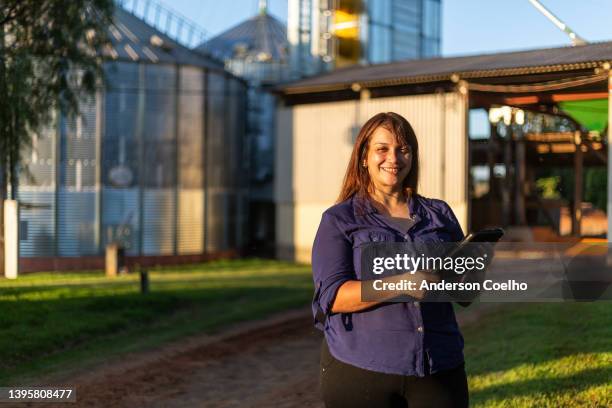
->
xmin=505 ymin=95 xmax=539 ymax=105
xmin=552 ymin=92 xmax=608 ymax=102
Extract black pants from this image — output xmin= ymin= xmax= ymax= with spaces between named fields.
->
xmin=320 ymin=340 xmax=469 ymax=408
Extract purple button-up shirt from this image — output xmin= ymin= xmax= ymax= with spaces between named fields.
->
xmin=311 ymin=194 xmax=465 ymax=377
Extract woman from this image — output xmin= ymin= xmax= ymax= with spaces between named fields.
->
xmin=312 ymin=112 xmax=469 ymax=408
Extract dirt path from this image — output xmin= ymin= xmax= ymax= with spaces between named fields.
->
xmin=13 ymin=309 xmax=323 ymax=408
xmin=13 ymin=305 xmax=499 ymax=408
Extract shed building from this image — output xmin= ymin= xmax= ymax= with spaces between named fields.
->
xmin=276 ymin=41 xmax=612 ymax=262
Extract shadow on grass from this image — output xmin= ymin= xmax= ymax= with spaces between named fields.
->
xmin=471 ymin=365 xmax=612 ymax=405
xmin=0 ymin=273 xmax=310 ymax=298
xmin=463 ymin=302 xmax=611 ymax=378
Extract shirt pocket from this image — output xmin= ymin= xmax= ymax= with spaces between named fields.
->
xmin=351 ymin=229 xmax=397 ymax=248
xmin=417 ymin=228 xmax=454 ymax=244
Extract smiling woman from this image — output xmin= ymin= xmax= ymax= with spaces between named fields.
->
xmin=312 ymin=112 xmax=469 ymax=408
xmin=337 ymin=112 xmax=419 ymax=206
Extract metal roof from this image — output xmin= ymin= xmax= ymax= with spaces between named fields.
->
xmin=103 ymin=7 xmax=223 ymax=69
xmin=198 ymin=12 xmax=288 ymax=62
xmin=281 ymin=41 xmax=612 ymax=94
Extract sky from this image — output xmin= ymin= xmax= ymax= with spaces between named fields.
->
xmin=159 ymin=0 xmax=612 ymax=56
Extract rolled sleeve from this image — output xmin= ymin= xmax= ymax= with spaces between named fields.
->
xmin=311 ymin=212 xmax=355 ymax=327
xmin=441 ymin=203 xmax=465 ymax=242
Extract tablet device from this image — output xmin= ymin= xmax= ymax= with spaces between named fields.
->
xmin=462 ymin=227 xmax=505 ymax=244
xmin=445 ymin=228 xmax=504 ymax=258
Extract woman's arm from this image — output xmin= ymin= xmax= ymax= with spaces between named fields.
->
xmin=313 ymin=211 xmax=442 ymax=317
xmin=331 ymin=270 xmax=439 ymax=313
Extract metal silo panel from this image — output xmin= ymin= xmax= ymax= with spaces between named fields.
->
xmin=205 ymin=72 xmax=226 ymax=252
xmin=227 ymin=78 xmax=243 ymax=190
xmin=102 ymin=188 xmax=140 ymax=254
xmin=233 ymin=80 xmax=249 ymax=248
xmin=142 ymin=64 xmax=176 ymax=255
xmin=18 ymin=120 xmax=57 ymax=257
xmin=178 ymin=190 xmax=203 ymax=253
xmin=143 ymin=189 xmax=174 ymax=254
xmin=226 ymin=78 xmax=240 ymax=249
xmin=20 ymin=123 xmax=56 ymax=189
xmin=18 ymin=190 xmax=55 ymax=257
xmin=206 ymin=72 xmax=225 ymax=190
xmin=203 ymin=74 xmax=248 ymax=253
xmin=102 ymin=62 xmax=141 ymax=255
xmin=177 ymin=66 xmax=204 ymax=254
xmin=206 ymin=190 xmax=226 ymax=252
xmin=57 ymin=95 xmax=99 ymax=256
xmin=234 ymin=80 xmax=249 ymax=248
xmin=57 ymin=191 xmax=98 ymax=256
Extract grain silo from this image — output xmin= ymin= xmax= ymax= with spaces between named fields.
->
xmin=18 ymin=7 xmax=248 ymax=271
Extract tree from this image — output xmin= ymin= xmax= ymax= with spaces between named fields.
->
xmin=0 ymin=0 xmax=114 ymax=273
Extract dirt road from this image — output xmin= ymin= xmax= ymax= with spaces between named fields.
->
xmin=16 ymin=305 xmax=495 ymax=408
xmin=18 ymin=309 xmax=323 ymax=408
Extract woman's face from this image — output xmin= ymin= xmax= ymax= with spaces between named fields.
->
xmin=365 ymin=127 xmax=412 ymax=192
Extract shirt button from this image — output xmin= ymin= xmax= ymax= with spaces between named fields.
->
xmin=414 ymin=301 xmax=420 ymax=307
xmin=403 ymin=234 xmax=409 ymax=240
xmin=417 ymin=326 xmax=423 ymax=332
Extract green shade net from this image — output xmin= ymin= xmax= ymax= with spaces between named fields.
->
xmin=558 ymin=98 xmax=608 ymax=133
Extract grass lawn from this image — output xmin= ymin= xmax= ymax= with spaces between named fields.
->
xmin=1 ymin=260 xmax=610 ymax=408
xmin=0 ymin=259 xmax=313 ymax=384
xmin=463 ymin=302 xmax=612 ymax=407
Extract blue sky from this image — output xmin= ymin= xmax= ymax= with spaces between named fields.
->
xmin=163 ymin=0 xmax=612 ymax=56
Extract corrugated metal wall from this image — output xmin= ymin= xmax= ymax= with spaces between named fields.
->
xmin=204 ymin=72 xmax=249 ymax=252
xmin=228 ymin=78 xmax=249 ymax=249
xmin=142 ymin=64 xmax=177 ymax=255
xmin=177 ymin=66 xmax=205 ymax=254
xmin=276 ymin=92 xmax=468 ymax=262
xmin=102 ymin=62 xmax=141 ymax=254
xmin=205 ymin=71 xmax=226 ymax=252
xmin=18 ymin=61 xmax=248 ymax=259
xmin=18 ymin=116 xmax=57 ymax=257
xmin=58 ymin=95 xmax=100 ymax=256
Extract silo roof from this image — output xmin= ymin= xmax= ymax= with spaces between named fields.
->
xmin=198 ymin=12 xmax=288 ymax=62
xmin=103 ymin=7 xmax=223 ymax=69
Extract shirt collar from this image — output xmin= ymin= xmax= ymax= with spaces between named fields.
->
xmin=352 ymin=193 xmax=422 ymax=219
xmin=352 ymin=194 xmax=377 ymax=216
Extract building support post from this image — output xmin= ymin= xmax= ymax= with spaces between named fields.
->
xmin=4 ymin=199 xmax=18 ymax=278
xmin=514 ymin=126 xmax=527 ymax=225
xmin=573 ymin=131 xmax=583 ymax=236
xmin=502 ymin=130 xmax=513 ymax=226
xmin=488 ymin=121 xmax=497 ymax=226
xmin=607 ymin=70 xmax=612 ymax=242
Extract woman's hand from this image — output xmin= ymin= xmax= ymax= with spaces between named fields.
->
xmin=400 ymin=269 xmax=440 ymax=300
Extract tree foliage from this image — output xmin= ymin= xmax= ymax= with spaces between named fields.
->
xmin=0 ymin=0 xmax=114 ymax=198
